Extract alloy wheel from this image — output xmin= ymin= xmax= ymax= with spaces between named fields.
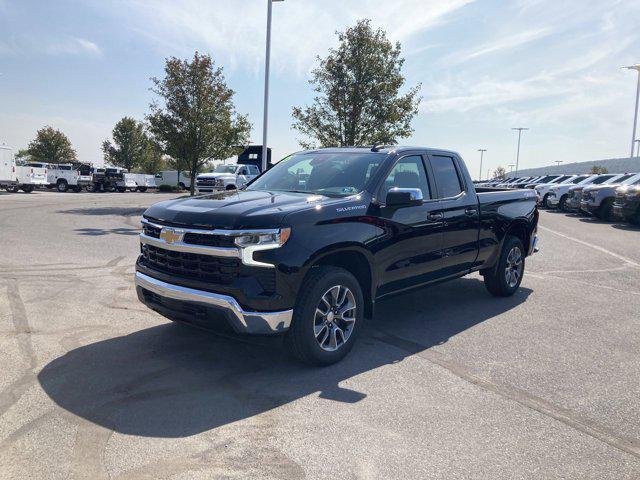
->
xmin=313 ymin=285 xmax=356 ymax=352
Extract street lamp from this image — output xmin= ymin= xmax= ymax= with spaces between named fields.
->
xmin=508 ymin=164 xmax=515 ymax=173
xmin=555 ymin=160 xmax=563 ymax=167
xmin=477 ymin=149 xmax=486 ymax=180
xmin=261 ymin=0 xmax=285 ymax=173
xmin=623 ymin=64 xmax=640 ymax=159
xmin=634 ymin=139 xmax=640 ymax=159
xmin=511 ymin=127 xmax=528 ymax=176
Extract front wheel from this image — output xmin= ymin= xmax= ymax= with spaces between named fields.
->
xmin=597 ymin=199 xmax=614 ymax=221
xmin=20 ymin=185 xmax=35 ymax=193
xmin=285 ymin=266 xmax=364 ymax=366
xmin=558 ymin=195 xmax=568 ymax=211
xmin=542 ymin=194 xmax=550 ymax=208
xmin=86 ymin=183 xmax=97 ymax=192
xmin=56 ymin=180 xmax=68 ymax=192
xmin=483 ymin=235 xmax=525 ymax=297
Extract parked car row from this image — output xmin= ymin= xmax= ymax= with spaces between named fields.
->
xmin=479 ymin=172 xmax=640 ymax=225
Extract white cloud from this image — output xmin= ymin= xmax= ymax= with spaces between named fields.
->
xmin=107 ymin=0 xmax=474 ymax=74
xmin=0 ymin=35 xmax=102 ymax=57
xmin=444 ymin=27 xmax=551 ymax=66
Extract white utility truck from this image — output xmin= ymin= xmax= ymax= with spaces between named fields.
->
xmin=47 ymin=163 xmax=93 ymax=192
xmin=132 ymin=173 xmax=157 ymax=192
xmin=10 ymin=162 xmax=48 ymax=193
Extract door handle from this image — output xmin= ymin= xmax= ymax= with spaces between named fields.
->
xmin=464 ymin=208 xmax=478 ymax=216
xmin=427 ymin=212 xmax=443 ymax=221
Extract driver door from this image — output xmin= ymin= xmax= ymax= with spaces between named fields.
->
xmin=373 ymin=154 xmax=444 ymax=296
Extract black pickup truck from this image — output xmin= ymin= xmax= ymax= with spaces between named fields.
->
xmin=135 ymin=147 xmax=538 ymax=365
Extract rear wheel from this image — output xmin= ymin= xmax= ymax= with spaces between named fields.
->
xmin=542 ymin=194 xmax=550 ymax=208
xmin=21 ymin=185 xmax=35 ymax=193
xmin=178 ymin=182 xmax=186 ymax=190
xmin=137 ymin=186 xmax=148 ymax=192
xmin=559 ymin=195 xmax=568 ymax=211
xmin=56 ymin=179 xmax=68 ymax=192
xmin=72 ymin=185 xmax=82 ymax=193
xmin=116 ymin=186 xmax=126 ymax=192
xmin=225 ymin=184 xmax=237 ymax=190
xmin=86 ymin=183 xmax=97 ymax=192
xmin=483 ymin=235 xmax=525 ymax=297
xmin=286 ymin=266 xmax=364 ymax=366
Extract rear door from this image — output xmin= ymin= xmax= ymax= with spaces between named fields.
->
xmin=374 ymin=154 xmax=444 ymax=296
xmin=427 ymin=153 xmax=481 ymax=275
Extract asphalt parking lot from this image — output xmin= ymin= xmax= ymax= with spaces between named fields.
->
xmin=1 ymin=190 xmax=639 ymax=479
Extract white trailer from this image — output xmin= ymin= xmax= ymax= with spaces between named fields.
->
xmin=155 ymin=170 xmax=192 ymax=189
xmin=132 ymin=173 xmax=157 ymax=192
xmin=0 ymin=145 xmax=17 ymax=189
xmin=47 ymin=163 xmax=93 ymax=192
xmin=117 ymin=172 xmax=138 ymax=192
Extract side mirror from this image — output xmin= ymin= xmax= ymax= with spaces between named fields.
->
xmin=385 ymin=187 xmax=423 ymax=207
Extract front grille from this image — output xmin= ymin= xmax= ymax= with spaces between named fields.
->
xmin=182 ymin=232 xmax=236 ymax=248
xmin=140 ymin=244 xmax=276 ymax=293
xmin=197 ymin=179 xmax=216 ymax=186
xmin=143 ymin=223 xmax=161 ymax=238
xmin=614 ymin=194 xmax=625 ymax=206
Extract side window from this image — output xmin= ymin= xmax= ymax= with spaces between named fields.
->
xmin=382 ymin=155 xmax=430 ymax=202
xmin=250 ymin=165 xmax=259 ymax=175
xmin=431 ymin=155 xmax=464 ymax=198
xmin=238 ymin=167 xmax=248 ymax=175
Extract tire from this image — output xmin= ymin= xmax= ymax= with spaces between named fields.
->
xmin=56 ymin=180 xmax=68 ymax=192
xmin=597 ymin=199 xmax=614 ymax=221
xmin=116 ymin=186 xmax=126 ymax=193
xmin=483 ymin=235 xmax=525 ymax=297
xmin=542 ymin=194 xmax=550 ymax=208
xmin=285 ymin=266 xmax=364 ymax=366
xmin=86 ymin=183 xmax=97 ymax=192
xmin=72 ymin=185 xmax=82 ymax=193
xmin=137 ymin=187 xmax=148 ymax=192
xmin=226 ymin=184 xmax=237 ymax=190
xmin=21 ymin=185 xmax=35 ymax=193
xmin=179 ymin=182 xmax=186 ymax=190
xmin=558 ymin=195 xmax=568 ymax=211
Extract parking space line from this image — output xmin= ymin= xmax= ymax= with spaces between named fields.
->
xmin=539 ymin=226 xmax=640 ymax=268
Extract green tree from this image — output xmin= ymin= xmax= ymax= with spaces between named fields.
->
xmin=102 ymin=117 xmax=149 ymax=171
xmin=26 ymin=126 xmax=77 ymax=163
xmin=292 ymin=19 xmax=421 ymax=149
xmin=147 ymin=52 xmax=252 ymax=195
xmin=494 ymin=166 xmax=507 ymax=179
xmin=590 ymin=165 xmax=608 ymax=174
xmin=136 ymin=140 xmax=167 ymax=174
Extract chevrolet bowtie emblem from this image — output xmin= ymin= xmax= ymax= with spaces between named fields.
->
xmin=159 ymin=228 xmax=184 ymax=245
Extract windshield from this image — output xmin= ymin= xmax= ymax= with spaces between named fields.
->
xmin=553 ymin=175 xmax=571 ymax=183
xmin=589 ymin=175 xmax=614 ymax=185
xmin=247 ymin=152 xmax=385 ymax=197
xmin=213 ymin=165 xmax=237 ymax=174
xmin=619 ymin=174 xmax=637 ymax=184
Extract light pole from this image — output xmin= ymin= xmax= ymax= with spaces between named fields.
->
xmin=623 ymin=65 xmax=640 ymax=159
xmin=511 ymin=127 xmax=528 ymax=176
xmin=477 ymin=149 xmax=486 ymax=180
xmin=261 ymin=0 xmax=284 ymax=172
xmin=634 ymin=139 xmax=640 ymax=159
xmin=508 ymin=164 xmax=515 ymax=174
xmin=555 ymin=160 xmax=563 ymax=167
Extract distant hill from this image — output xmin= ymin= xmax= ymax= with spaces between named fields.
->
xmin=507 ymin=156 xmax=640 ymax=178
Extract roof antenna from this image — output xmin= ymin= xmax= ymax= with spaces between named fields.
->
xmin=371 ymin=144 xmax=384 ymax=152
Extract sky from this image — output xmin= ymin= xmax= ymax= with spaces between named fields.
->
xmin=1 ymin=0 xmax=639 ymax=178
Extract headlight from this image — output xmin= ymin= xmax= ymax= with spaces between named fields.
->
xmin=234 ymin=228 xmax=291 ymax=267
xmin=234 ymin=229 xmax=291 ymax=248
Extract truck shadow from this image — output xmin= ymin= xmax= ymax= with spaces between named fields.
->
xmin=58 ymin=207 xmax=146 ymax=217
xmin=38 ymin=277 xmax=531 ymax=438
xmin=74 ymin=227 xmax=140 ymax=236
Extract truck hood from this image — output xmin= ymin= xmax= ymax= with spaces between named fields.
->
xmin=143 ymin=189 xmax=350 ymax=229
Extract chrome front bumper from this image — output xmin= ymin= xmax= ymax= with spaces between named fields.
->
xmin=135 ymin=272 xmax=293 ymax=334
